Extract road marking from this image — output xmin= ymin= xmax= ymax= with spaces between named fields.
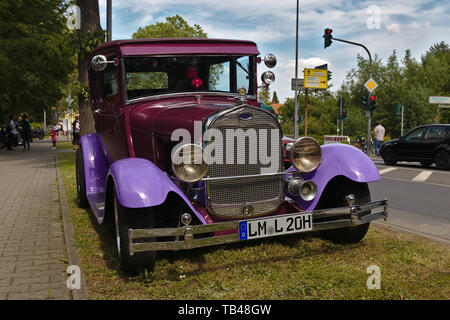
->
xmin=379 ymin=167 xmax=397 ymax=175
xmin=412 ymin=170 xmax=433 ymax=182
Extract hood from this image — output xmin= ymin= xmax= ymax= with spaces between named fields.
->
xmin=130 ymin=95 xmax=256 ymax=137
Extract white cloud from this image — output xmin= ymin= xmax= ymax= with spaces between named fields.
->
xmin=386 ymin=23 xmax=400 ymax=33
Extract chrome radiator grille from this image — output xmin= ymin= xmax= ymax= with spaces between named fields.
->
xmin=205 ymin=105 xmax=284 ymax=219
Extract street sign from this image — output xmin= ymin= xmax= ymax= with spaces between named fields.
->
xmin=364 ymin=78 xmax=378 ymax=92
xmin=291 ymin=78 xmax=304 ymax=91
xmin=429 ymin=96 xmax=450 ymax=104
xmin=304 ymin=68 xmax=328 ymax=89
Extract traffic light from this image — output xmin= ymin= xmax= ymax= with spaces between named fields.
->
xmin=323 ymin=28 xmax=333 ymax=48
xmin=369 ymin=94 xmax=376 ymax=111
xmin=327 ymin=70 xmax=332 ymax=81
xmin=343 ymin=109 xmax=348 ymax=120
xmin=361 ymin=95 xmax=368 ymax=109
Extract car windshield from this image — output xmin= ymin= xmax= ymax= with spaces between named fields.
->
xmin=123 ymin=55 xmax=256 ymax=101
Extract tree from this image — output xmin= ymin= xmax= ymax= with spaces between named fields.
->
xmin=133 ymin=15 xmax=207 ymax=39
xmin=76 ymin=0 xmax=104 ymax=136
xmin=272 ymin=91 xmax=279 ymax=104
xmin=0 ymin=1 xmax=74 ymax=124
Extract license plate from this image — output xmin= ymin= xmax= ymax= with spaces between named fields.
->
xmin=239 ymin=212 xmax=313 ymax=240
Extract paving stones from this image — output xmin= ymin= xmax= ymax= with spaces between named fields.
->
xmin=0 ymin=141 xmax=71 ymax=299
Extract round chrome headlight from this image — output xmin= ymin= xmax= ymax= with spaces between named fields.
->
xmin=261 ymin=71 xmax=275 ymax=85
xmin=290 ymin=137 xmax=322 ymax=172
xmin=171 ymin=144 xmax=208 ymax=182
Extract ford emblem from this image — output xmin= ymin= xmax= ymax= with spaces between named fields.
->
xmin=239 ymin=113 xmax=253 ymax=120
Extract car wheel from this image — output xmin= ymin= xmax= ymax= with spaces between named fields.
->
xmin=382 ymin=148 xmax=397 ymax=165
xmin=75 ymin=147 xmax=89 ymax=208
xmin=435 ymin=149 xmax=449 ymax=170
xmin=317 ymin=180 xmax=371 ymax=244
xmin=420 ymin=161 xmax=432 ymax=168
xmin=113 ymin=188 xmax=157 ymax=275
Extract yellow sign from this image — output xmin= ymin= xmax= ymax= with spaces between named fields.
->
xmin=364 ymin=78 xmax=378 ymax=92
xmin=303 ymin=68 xmax=328 ymax=89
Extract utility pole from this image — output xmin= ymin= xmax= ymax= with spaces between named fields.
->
xmin=107 ymin=0 xmax=112 ymax=41
xmin=294 ymin=0 xmax=299 ymax=139
xmin=401 ymin=104 xmax=404 ymax=136
xmin=304 ymin=89 xmax=308 ymax=136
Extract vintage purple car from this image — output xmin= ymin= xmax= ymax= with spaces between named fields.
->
xmin=76 ymin=38 xmax=388 ymax=275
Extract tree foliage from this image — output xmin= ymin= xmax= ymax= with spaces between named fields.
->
xmin=0 ymin=0 xmax=75 ymax=124
xmin=133 ymin=15 xmax=207 ymax=39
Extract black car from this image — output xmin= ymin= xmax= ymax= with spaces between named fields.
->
xmin=380 ymin=124 xmax=450 ymax=170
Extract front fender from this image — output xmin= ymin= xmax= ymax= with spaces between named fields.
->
xmin=108 ymin=158 xmax=207 ymax=224
xmin=295 ymin=143 xmax=380 ymax=211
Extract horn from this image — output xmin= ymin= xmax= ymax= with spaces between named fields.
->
xmin=299 ymin=180 xmax=318 ymax=201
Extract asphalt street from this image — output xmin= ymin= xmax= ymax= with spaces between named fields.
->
xmin=369 ymin=157 xmax=450 ymax=244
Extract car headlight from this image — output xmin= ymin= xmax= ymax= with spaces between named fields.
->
xmin=171 ymin=144 xmax=208 ymax=182
xmin=261 ymin=71 xmax=275 ymax=85
xmin=290 ymin=137 xmax=322 ymax=172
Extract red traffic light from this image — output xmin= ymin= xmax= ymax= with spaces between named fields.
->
xmin=370 ymin=95 xmax=376 ymax=101
xmin=327 ymin=29 xmax=332 ymax=35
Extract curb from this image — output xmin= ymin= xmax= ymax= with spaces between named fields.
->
xmin=54 ymin=151 xmax=89 ymax=300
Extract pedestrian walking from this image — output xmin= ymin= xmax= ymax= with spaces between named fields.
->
xmin=373 ymin=122 xmax=385 ymax=157
xmin=6 ymin=114 xmax=18 ymax=151
xmin=20 ymin=113 xmax=32 ymax=151
xmin=72 ymin=116 xmax=80 ymax=150
xmin=51 ymin=122 xmax=58 ymax=150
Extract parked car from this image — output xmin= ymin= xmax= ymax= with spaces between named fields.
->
xmin=77 ymin=38 xmax=388 ymax=274
xmin=380 ymin=124 xmax=450 ymax=169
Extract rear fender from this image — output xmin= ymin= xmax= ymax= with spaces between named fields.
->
xmin=294 ymin=143 xmax=380 ymax=211
xmin=107 ymin=158 xmax=207 ymax=224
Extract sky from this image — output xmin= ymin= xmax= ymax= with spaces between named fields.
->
xmin=97 ymin=0 xmax=449 ymax=104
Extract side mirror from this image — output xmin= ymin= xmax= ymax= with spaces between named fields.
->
xmin=263 ymin=53 xmax=277 ymax=68
xmin=90 ymin=55 xmax=117 ymax=72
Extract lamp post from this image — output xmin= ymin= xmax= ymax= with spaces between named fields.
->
xmin=294 ymin=0 xmax=299 ymax=139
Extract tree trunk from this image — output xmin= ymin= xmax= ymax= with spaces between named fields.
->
xmin=77 ymin=0 xmax=102 ymax=136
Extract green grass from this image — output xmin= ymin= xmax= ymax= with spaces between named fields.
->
xmin=56 ymin=140 xmax=75 ymax=150
xmin=57 ymin=152 xmax=450 ymax=300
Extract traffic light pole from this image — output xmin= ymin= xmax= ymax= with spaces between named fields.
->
xmin=332 ymin=37 xmax=373 ymax=156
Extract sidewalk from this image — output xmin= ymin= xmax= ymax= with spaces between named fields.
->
xmin=0 ymin=140 xmax=70 ymax=299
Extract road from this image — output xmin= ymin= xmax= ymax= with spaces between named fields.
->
xmin=369 ymin=157 xmax=450 ymax=244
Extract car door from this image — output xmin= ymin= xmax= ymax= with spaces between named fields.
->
xmin=424 ymin=126 xmax=448 ymax=159
xmin=95 ymin=54 xmax=129 ymax=162
xmin=397 ymin=127 xmax=427 ymax=159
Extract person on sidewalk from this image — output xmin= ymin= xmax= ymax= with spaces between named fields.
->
xmin=6 ymin=114 xmax=18 ymax=151
xmin=51 ymin=122 xmax=58 ymax=150
xmin=373 ymin=122 xmax=385 ymax=157
xmin=20 ymin=113 xmax=32 ymax=151
xmin=72 ymin=116 xmax=80 ymax=150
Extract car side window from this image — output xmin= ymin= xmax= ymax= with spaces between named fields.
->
xmin=405 ymin=127 xmax=426 ymax=140
xmin=426 ymin=127 xmax=446 ymax=139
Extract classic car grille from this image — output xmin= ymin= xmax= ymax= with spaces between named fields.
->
xmin=205 ymin=105 xmax=284 ymax=219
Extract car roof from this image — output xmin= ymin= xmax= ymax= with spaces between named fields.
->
xmin=91 ymin=38 xmax=260 ymax=57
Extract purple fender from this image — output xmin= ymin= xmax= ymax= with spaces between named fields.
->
xmin=80 ymin=134 xmax=108 ymax=220
xmin=108 ymin=158 xmax=207 ymax=224
xmin=294 ymin=143 xmax=380 ymax=211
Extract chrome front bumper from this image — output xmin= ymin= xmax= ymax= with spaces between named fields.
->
xmin=128 ymin=199 xmax=388 ymax=255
